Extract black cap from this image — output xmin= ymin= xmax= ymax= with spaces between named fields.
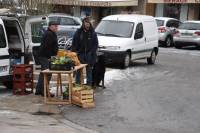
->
xmin=48 ymin=21 xmax=58 ymax=26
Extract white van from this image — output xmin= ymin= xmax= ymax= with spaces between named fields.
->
xmin=95 ymin=14 xmax=159 ymax=68
xmin=0 ymin=15 xmax=26 ymax=88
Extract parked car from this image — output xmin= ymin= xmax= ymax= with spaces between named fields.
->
xmin=48 ymin=13 xmax=82 ymax=29
xmin=174 ymin=21 xmax=200 ymax=49
xmin=95 ymin=14 xmax=159 ymax=68
xmin=25 ymin=13 xmax=81 ymax=65
xmin=155 ymin=17 xmax=181 ymax=47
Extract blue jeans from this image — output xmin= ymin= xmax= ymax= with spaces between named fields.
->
xmin=35 ymin=57 xmax=52 ymax=95
xmin=76 ymin=65 xmax=93 ymax=86
xmin=76 ymin=53 xmax=93 ymax=86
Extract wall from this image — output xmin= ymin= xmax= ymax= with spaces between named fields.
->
xmin=133 ymin=0 xmax=146 ymax=14
xmin=188 ymin=4 xmax=199 ymax=20
xmin=146 ymin=3 xmax=155 ymax=16
xmin=155 ymin=4 xmax=164 ymax=17
xmin=180 ymin=4 xmax=188 ymax=21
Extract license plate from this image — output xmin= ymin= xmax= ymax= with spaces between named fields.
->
xmin=181 ymin=33 xmax=193 ymax=36
xmin=0 ymin=66 xmax=8 ymax=72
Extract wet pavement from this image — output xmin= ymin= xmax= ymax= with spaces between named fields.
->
xmin=0 ymin=87 xmax=98 ymax=133
xmin=1 ymin=47 xmax=200 ymax=133
xmin=62 ymin=48 xmax=200 ymax=133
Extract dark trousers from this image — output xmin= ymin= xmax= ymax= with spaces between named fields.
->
xmin=76 ymin=53 xmax=93 ymax=86
xmin=35 ymin=57 xmax=51 ymax=95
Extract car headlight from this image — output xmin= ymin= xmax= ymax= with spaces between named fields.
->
xmin=106 ymin=46 xmax=121 ymax=50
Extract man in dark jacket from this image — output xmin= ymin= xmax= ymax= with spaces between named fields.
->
xmin=35 ymin=21 xmax=58 ymax=96
xmin=72 ymin=17 xmax=98 ymax=86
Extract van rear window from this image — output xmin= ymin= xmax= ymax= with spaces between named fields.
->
xmin=156 ymin=19 xmax=164 ymax=27
xmin=0 ymin=25 xmax=6 ymax=48
xmin=179 ymin=22 xmax=200 ymax=30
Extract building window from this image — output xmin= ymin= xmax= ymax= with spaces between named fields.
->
xmin=164 ymin=4 xmax=181 ymax=19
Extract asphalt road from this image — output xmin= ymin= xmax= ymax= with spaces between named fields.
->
xmin=63 ymin=47 xmax=200 ymax=133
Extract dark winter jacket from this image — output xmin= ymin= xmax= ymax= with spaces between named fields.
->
xmin=38 ymin=28 xmax=58 ymax=59
xmin=72 ymin=26 xmax=98 ymax=65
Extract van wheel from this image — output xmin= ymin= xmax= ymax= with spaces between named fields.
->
xmin=174 ymin=45 xmax=182 ymax=49
xmin=122 ymin=53 xmax=130 ymax=69
xmin=3 ymin=81 xmax=13 ymax=89
xmin=147 ymin=50 xmax=156 ymax=65
xmin=165 ymin=36 xmax=172 ymax=47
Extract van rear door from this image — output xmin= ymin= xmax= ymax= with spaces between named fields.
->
xmin=0 ymin=20 xmax=9 ymax=76
xmin=25 ymin=16 xmax=47 ymax=65
xmin=143 ymin=20 xmax=158 ymax=55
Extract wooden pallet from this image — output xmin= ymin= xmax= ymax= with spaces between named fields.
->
xmin=72 ymin=89 xmax=95 ymax=108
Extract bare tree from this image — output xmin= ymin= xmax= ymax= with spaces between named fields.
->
xmin=0 ymin=0 xmax=16 ymax=8
xmin=17 ymin=0 xmax=54 ymax=15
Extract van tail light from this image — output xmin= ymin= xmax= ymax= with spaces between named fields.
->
xmin=158 ymin=27 xmax=166 ymax=33
xmin=194 ymin=31 xmax=200 ymax=36
xmin=174 ymin=30 xmax=180 ymax=37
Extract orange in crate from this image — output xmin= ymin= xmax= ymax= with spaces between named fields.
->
xmin=57 ymin=50 xmax=80 ymax=66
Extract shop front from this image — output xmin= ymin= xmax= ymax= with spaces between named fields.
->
xmin=47 ymin=0 xmax=138 ymax=26
xmin=148 ymin=0 xmax=200 ymax=21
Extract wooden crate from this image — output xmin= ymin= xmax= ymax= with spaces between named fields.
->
xmin=72 ymin=88 xmax=95 ymax=108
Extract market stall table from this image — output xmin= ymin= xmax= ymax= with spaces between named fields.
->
xmin=42 ymin=64 xmax=87 ymax=105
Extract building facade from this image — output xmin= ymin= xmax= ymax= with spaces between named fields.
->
xmin=148 ymin=0 xmax=200 ymax=21
xmin=47 ymin=0 xmax=141 ymax=26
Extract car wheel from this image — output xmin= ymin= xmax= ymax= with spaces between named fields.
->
xmin=165 ymin=36 xmax=172 ymax=47
xmin=3 ymin=81 xmax=13 ymax=89
xmin=122 ymin=53 xmax=130 ymax=69
xmin=147 ymin=50 xmax=157 ymax=65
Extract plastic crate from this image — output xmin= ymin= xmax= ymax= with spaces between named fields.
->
xmin=12 ymin=64 xmax=33 ymax=95
xmin=13 ymin=73 xmax=33 ymax=81
xmin=13 ymin=64 xmax=33 ymax=74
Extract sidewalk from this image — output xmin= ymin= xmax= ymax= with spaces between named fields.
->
xmin=0 ymin=94 xmax=98 ymax=133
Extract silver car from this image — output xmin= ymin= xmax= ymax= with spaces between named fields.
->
xmin=155 ymin=17 xmax=181 ymax=47
xmin=174 ymin=21 xmax=200 ymax=49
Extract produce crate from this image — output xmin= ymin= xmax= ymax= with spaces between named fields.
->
xmin=72 ymin=87 xmax=95 ymax=108
xmin=49 ymin=63 xmax=74 ymax=71
xmin=49 ymin=56 xmax=74 ymax=71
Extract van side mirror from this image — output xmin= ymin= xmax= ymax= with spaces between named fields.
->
xmin=134 ymin=31 xmax=143 ymax=40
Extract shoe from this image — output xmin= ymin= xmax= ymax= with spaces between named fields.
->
xmin=50 ymin=93 xmax=55 ymax=98
xmin=44 ymin=93 xmax=55 ymax=98
xmin=35 ymin=92 xmax=41 ymax=95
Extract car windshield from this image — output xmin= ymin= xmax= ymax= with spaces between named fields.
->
xmin=95 ymin=20 xmax=134 ymax=38
xmin=156 ymin=19 xmax=164 ymax=27
xmin=179 ymin=22 xmax=200 ymax=30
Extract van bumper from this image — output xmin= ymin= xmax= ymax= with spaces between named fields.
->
xmin=99 ymin=50 xmax=126 ymax=64
xmin=0 ymin=75 xmax=12 ymax=82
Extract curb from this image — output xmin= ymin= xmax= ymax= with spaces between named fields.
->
xmin=60 ymin=119 xmax=99 ymax=133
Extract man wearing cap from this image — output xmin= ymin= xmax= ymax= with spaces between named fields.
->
xmin=72 ymin=17 xmax=98 ymax=86
xmin=35 ymin=21 xmax=58 ymax=96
